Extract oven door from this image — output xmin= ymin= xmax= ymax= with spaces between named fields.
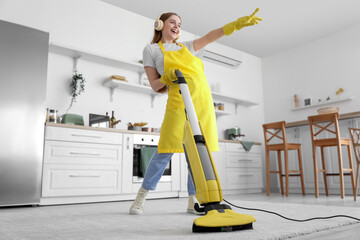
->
xmin=132 ymin=134 xmax=171 ymax=183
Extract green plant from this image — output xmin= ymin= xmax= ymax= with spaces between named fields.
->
xmin=67 ymin=73 xmax=85 ymax=112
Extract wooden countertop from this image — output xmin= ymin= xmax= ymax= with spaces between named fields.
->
xmin=45 ymin=122 xmax=160 ymax=135
xmin=45 ymin=122 xmax=261 ymax=145
xmin=286 ymin=111 xmax=360 ymax=127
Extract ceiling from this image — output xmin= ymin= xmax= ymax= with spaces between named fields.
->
xmin=101 ymin=0 xmax=360 ymax=57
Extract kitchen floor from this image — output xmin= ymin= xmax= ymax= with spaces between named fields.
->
xmin=1 ymin=192 xmax=359 ymax=240
xmin=236 ymin=192 xmax=360 ymax=239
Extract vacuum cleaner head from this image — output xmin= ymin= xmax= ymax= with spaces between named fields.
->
xmin=192 ymin=203 xmax=256 ymax=232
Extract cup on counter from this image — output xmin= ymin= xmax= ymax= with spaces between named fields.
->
xmin=47 ymin=109 xmax=57 ymax=122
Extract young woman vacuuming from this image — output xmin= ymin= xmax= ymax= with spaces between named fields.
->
xmin=130 ymin=9 xmax=262 ymax=215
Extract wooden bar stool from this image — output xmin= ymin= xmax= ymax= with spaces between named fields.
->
xmin=308 ymin=113 xmax=356 ymax=200
xmin=349 ymin=128 xmax=360 ymax=201
xmin=263 ymin=121 xmax=306 ymax=196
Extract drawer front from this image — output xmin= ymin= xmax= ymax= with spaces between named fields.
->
xmin=226 ymin=152 xmax=262 ymax=168
xmin=225 ymin=143 xmax=261 ymax=153
xmin=42 ymin=164 xmax=121 ymax=197
xmin=44 ymin=141 xmax=122 ymax=165
xmin=45 ymin=126 xmax=122 ymax=145
xmin=133 ymin=134 xmax=159 ymax=145
xmin=226 ymin=169 xmax=263 ymax=190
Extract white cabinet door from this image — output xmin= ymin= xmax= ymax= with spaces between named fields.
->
xmin=121 ymin=134 xmax=133 ymax=194
xmin=44 ymin=140 xmax=122 ymax=165
xmin=42 ymin=164 xmax=121 ymax=197
xmin=224 ymin=143 xmax=263 ymax=191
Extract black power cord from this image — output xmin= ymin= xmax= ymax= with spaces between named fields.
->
xmin=223 ymin=199 xmax=360 ymax=222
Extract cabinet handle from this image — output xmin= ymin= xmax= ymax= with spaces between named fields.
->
xmin=238 ymin=174 xmax=254 ymax=177
xmin=69 ymin=152 xmax=101 ymax=156
xmin=71 ymin=134 xmax=102 ymax=138
xmin=127 ymin=136 xmax=130 ymax=150
xmin=69 ymin=174 xmax=100 ymax=178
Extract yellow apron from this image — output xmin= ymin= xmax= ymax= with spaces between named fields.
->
xmin=157 ymin=41 xmax=219 ymax=153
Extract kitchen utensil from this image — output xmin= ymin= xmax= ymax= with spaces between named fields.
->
xmin=61 ymin=113 xmax=84 ymax=125
xmin=142 ymin=127 xmax=158 ymax=132
xmin=226 ymin=127 xmax=245 ymax=140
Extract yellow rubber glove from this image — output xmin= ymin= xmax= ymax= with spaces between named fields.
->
xmin=223 ymin=8 xmax=262 ymax=36
xmin=159 ymin=69 xmax=178 ymax=85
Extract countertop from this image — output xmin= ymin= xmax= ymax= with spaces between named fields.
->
xmin=286 ymin=111 xmax=360 ymax=128
xmin=45 ymin=122 xmax=261 ymax=145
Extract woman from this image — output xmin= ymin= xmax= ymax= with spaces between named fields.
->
xmin=130 ymin=9 xmax=262 ymax=215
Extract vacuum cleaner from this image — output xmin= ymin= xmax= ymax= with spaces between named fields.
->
xmin=174 ymin=70 xmax=256 ymax=232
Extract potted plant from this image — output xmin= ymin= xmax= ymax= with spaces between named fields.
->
xmin=67 ymin=57 xmax=85 ymax=112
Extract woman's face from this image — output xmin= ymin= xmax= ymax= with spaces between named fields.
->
xmin=161 ymin=15 xmax=181 ymax=42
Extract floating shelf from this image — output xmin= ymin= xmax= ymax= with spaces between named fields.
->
xmin=215 ymin=110 xmax=231 ymax=117
xmin=49 ymin=42 xmax=144 ymax=72
xmin=291 ymin=97 xmax=353 ymax=111
xmin=49 ymin=42 xmax=258 ymax=112
xmin=211 ymin=91 xmax=258 ymax=107
xmin=103 ymin=79 xmax=161 ymax=107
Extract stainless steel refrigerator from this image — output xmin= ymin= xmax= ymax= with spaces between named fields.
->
xmin=0 ymin=20 xmax=49 ymax=206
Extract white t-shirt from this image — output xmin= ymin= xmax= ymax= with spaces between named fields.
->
xmin=142 ymin=40 xmax=203 ymax=75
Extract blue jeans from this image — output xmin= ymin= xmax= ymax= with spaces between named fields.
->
xmin=141 ymin=149 xmax=196 ymax=195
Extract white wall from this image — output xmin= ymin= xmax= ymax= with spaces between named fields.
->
xmin=263 ymin=24 xmax=360 ymax=123
xmin=0 ymin=0 xmax=264 ymax=142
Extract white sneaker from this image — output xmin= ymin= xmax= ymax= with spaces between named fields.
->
xmin=187 ymin=195 xmax=204 ymax=215
xmin=129 ymin=187 xmax=148 ymax=215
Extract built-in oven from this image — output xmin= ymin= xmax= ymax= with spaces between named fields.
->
xmin=132 ymin=134 xmax=171 ymax=183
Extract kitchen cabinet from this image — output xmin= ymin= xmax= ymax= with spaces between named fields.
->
xmin=178 ymin=141 xmax=264 ymax=196
xmin=285 ymin=116 xmax=360 ymax=195
xmin=223 ymin=142 xmax=263 ymax=193
xmin=40 ymin=124 xmax=262 ymax=205
xmin=41 ymin=126 xmax=123 ymax=205
xmin=41 ymin=124 xmax=182 ymax=205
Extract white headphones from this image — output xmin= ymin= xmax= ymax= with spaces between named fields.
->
xmin=154 ymin=14 xmax=164 ymax=31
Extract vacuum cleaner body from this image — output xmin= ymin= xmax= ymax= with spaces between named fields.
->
xmin=175 ymin=70 xmax=256 ymax=232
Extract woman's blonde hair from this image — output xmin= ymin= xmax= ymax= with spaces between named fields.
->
xmin=151 ymin=12 xmax=181 ymax=44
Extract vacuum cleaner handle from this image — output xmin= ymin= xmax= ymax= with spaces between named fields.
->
xmin=175 ymin=70 xmax=202 ymax=136
xmin=175 ymin=69 xmax=185 ymax=83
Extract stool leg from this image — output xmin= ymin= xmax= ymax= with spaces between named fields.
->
xmin=312 ymin=145 xmax=319 ymax=198
xmin=298 ymin=147 xmax=306 ymax=196
xmin=284 ymin=149 xmax=289 ymax=197
xmin=356 ymin=163 xmax=360 ymax=199
xmin=337 ymin=144 xmax=345 ymax=199
xmin=266 ymin=149 xmax=271 ymax=196
xmin=320 ymin=146 xmax=329 ymax=196
xmin=347 ymin=144 xmax=356 ymax=201
xmin=277 ymin=150 xmax=284 ymax=195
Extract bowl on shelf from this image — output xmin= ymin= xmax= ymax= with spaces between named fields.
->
xmin=317 ymin=107 xmax=339 ymax=115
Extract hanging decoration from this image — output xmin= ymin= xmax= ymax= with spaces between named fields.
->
xmin=67 ymin=56 xmax=85 ymax=112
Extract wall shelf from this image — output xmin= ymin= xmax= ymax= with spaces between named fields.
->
xmin=291 ymin=96 xmax=353 ymax=111
xmin=215 ymin=110 xmax=231 ymax=117
xmin=103 ymin=79 xmax=160 ymax=107
xmin=49 ymin=42 xmax=258 ymax=112
xmin=49 ymin=42 xmax=144 ymax=72
xmin=211 ymin=91 xmax=258 ymax=107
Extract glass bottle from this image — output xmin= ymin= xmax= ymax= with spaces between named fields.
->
xmin=110 ymin=111 xmax=115 ymax=128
